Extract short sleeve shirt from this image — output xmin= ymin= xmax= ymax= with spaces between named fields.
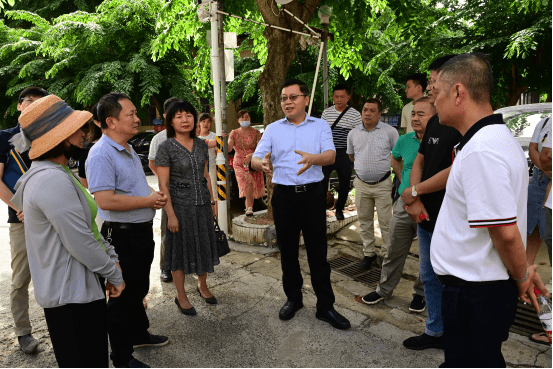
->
xmin=417 ymin=115 xmax=462 ymax=232
xmin=401 ymin=102 xmax=415 ymax=134
xmin=253 ymin=115 xmax=335 ymax=186
xmin=392 ymin=132 xmax=420 ymax=195
xmin=431 ymin=115 xmax=528 ymax=281
xmin=530 ymin=117 xmax=551 ymax=153
xmin=155 ymin=137 xmax=211 ymax=206
xmin=321 ymin=106 xmax=362 ymax=149
xmin=148 ymin=130 xmax=168 ymax=161
xmin=346 ymin=122 xmax=399 ymax=182
xmin=0 ymin=124 xmax=32 ymax=223
xmin=198 ymin=131 xmax=216 ymax=168
xmin=86 ymin=135 xmax=155 ymax=223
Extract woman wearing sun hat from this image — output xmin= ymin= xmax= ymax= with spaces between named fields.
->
xmin=11 ymin=95 xmax=125 ymax=368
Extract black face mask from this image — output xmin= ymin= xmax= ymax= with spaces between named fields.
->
xmin=64 ymin=144 xmax=82 ymax=160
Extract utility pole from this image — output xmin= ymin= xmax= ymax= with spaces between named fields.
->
xmin=322 ymin=25 xmax=329 ymax=110
xmin=210 ymin=0 xmax=228 ymax=234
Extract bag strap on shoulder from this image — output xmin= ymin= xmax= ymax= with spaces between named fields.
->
xmin=330 ymin=106 xmax=351 ymax=130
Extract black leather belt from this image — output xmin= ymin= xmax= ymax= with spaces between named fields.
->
xmin=437 ymin=275 xmax=513 ymax=287
xmin=357 ymin=171 xmax=391 ymax=185
xmin=275 ymin=182 xmax=320 ymax=193
xmin=104 ymin=221 xmax=153 ymax=231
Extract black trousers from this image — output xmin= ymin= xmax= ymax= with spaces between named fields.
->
xmin=44 ymin=299 xmax=108 ymax=368
xmin=272 ymin=182 xmax=335 ymax=311
xmin=441 ymin=279 xmax=518 ymax=368
xmin=101 ymin=224 xmax=155 ymax=367
xmin=322 ymin=148 xmax=353 ymax=211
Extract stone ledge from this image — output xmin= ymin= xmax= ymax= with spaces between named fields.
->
xmin=231 ymin=210 xmax=358 ymax=247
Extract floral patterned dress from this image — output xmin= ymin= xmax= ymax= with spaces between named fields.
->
xmin=230 ymin=128 xmax=266 ymax=199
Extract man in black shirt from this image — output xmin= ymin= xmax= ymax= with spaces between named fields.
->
xmin=0 ymin=86 xmax=48 ymax=354
xmin=399 ymin=56 xmax=461 ymax=351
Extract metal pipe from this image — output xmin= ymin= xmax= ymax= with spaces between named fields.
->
xmin=282 ymin=9 xmax=320 ymax=36
xmin=216 ymin=10 xmax=320 ymax=39
xmin=308 ymin=41 xmax=324 ymax=116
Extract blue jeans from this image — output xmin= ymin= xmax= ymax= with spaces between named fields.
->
xmin=418 ymin=225 xmax=443 ymax=337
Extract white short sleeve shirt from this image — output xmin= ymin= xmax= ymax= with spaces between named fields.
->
xmin=148 ymin=130 xmax=168 ymax=161
xmin=431 ymin=115 xmax=529 ymax=282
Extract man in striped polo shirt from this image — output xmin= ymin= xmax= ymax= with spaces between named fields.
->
xmin=347 ymin=98 xmax=399 ymax=269
xmin=321 ymin=84 xmax=362 ymax=220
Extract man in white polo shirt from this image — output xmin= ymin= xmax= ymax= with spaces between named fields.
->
xmin=347 ymin=98 xmax=399 ymax=269
xmin=430 ymin=53 xmax=549 ymax=367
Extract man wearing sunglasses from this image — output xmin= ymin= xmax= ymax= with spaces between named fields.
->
xmin=0 ymin=86 xmax=48 ymax=354
xmin=252 ymin=79 xmax=350 ymax=330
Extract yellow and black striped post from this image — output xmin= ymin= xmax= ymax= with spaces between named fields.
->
xmin=216 ymin=136 xmax=226 ymax=202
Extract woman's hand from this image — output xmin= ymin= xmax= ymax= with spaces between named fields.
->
xmin=244 ymin=153 xmax=253 ymax=166
xmin=168 ymin=215 xmax=179 ymax=233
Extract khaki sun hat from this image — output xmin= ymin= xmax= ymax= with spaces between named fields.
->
xmin=11 ymin=95 xmax=92 ymax=159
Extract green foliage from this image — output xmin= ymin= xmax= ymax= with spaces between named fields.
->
xmin=0 ymin=0 xmax=198 ymax=128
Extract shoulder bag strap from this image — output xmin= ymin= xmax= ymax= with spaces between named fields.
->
xmin=330 ymin=106 xmax=351 ymax=130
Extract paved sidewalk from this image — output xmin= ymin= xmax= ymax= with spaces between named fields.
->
xmin=0 ymin=174 xmax=550 ymax=367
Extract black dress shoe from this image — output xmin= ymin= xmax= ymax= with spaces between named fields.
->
xmin=360 ymin=255 xmax=377 ymax=270
xmin=335 ymin=208 xmax=345 ymax=220
xmin=160 ymin=269 xmax=172 ymax=283
xmin=279 ymin=300 xmax=304 ymax=320
xmin=316 ymin=308 xmax=351 ymax=330
xmin=197 ymin=287 xmax=217 ymax=304
xmin=175 ymin=297 xmax=196 ymax=315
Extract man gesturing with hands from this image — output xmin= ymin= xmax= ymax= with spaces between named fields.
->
xmin=252 ymin=79 xmax=350 ymax=330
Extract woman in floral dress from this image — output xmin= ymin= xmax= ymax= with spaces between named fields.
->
xmin=228 ymin=110 xmax=265 ymax=216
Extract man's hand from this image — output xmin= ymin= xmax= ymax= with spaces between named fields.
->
xmin=261 ymin=152 xmax=273 ymax=175
xmin=401 ymin=186 xmax=417 ymax=206
xmin=106 ymin=280 xmax=125 ymax=298
xmin=168 ymin=215 xmax=179 ymax=233
xmin=148 ymin=191 xmax=167 ymax=209
xmin=517 ymin=265 xmax=550 ymax=312
xmin=405 ymin=198 xmax=430 ymax=223
xmin=295 ymin=150 xmax=316 ymax=176
xmin=16 ymin=210 xmax=24 ymax=223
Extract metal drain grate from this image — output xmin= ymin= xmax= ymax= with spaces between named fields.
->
xmin=510 ymin=300 xmax=543 ymax=336
xmin=328 ymin=253 xmax=381 ymax=287
xmin=329 ymin=254 xmax=544 ymax=336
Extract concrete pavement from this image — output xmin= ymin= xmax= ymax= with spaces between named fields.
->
xmin=0 ymin=173 xmax=550 ymax=367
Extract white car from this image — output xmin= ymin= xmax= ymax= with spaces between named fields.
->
xmin=495 ymin=102 xmax=552 ymax=175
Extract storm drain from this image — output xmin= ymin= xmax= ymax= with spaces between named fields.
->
xmin=328 ymin=254 xmax=544 ymax=336
xmin=328 ymin=253 xmax=381 ymax=287
xmin=510 ymin=300 xmax=543 ymax=336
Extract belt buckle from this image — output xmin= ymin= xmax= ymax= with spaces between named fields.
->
xmin=295 ymin=185 xmax=307 ymax=193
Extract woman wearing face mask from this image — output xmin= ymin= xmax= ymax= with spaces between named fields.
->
xmin=228 ymin=110 xmax=265 ymax=216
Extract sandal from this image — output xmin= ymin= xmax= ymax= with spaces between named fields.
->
xmin=528 ymin=332 xmax=550 ymax=346
xmin=245 ymin=207 xmax=254 ymax=216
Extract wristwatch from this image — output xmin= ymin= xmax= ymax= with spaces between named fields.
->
xmin=411 ymin=185 xmax=418 ymax=198
xmin=210 ymin=200 xmax=216 ymax=205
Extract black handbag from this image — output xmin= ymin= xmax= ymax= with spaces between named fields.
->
xmin=214 ymin=218 xmax=230 ymax=257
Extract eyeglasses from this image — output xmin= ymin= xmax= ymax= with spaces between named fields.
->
xmin=280 ymin=94 xmax=307 ymax=102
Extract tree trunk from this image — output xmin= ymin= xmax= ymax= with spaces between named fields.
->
xmin=255 ymin=0 xmax=320 ymax=219
xmin=505 ymin=63 xmax=529 ymax=106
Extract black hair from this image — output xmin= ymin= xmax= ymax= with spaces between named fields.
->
xmin=428 ymin=55 xmax=457 ymax=71
xmin=413 ymin=96 xmax=437 ymax=113
xmin=18 ymin=86 xmax=48 ymax=104
xmin=198 ymin=112 xmax=213 ymax=123
xmin=332 ymin=84 xmax=350 ymax=94
xmin=164 ymin=100 xmax=198 ymax=139
xmin=163 ymin=97 xmax=182 ymax=113
xmin=86 ymin=103 xmax=102 ymax=143
xmin=33 ymin=142 xmax=66 ymax=161
xmin=280 ymin=79 xmax=310 ymax=96
xmin=364 ymin=98 xmax=383 ymax=113
xmin=97 ymin=92 xmax=131 ymax=129
xmin=406 ymin=73 xmax=428 ymax=92
xmin=437 ymin=53 xmax=493 ymax=105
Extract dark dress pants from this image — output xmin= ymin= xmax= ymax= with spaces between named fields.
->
xmin=322 ymin=148 xmax=353 ymax=211
xmin=441 ymin=279 xmax=518 ymax=368
xmin=101 ymin=224 xmax=155 ymax=367
xmin=44 ymin=299 xmax=108 ymax=368
xmin=272 ymin=182 xmax=335 ymax=311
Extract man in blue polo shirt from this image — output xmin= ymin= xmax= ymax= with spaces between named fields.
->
xmin=86 ymin=92 xmax=168 ymax=368
xmin=252 ymin=79 xmax=350 ymax=330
